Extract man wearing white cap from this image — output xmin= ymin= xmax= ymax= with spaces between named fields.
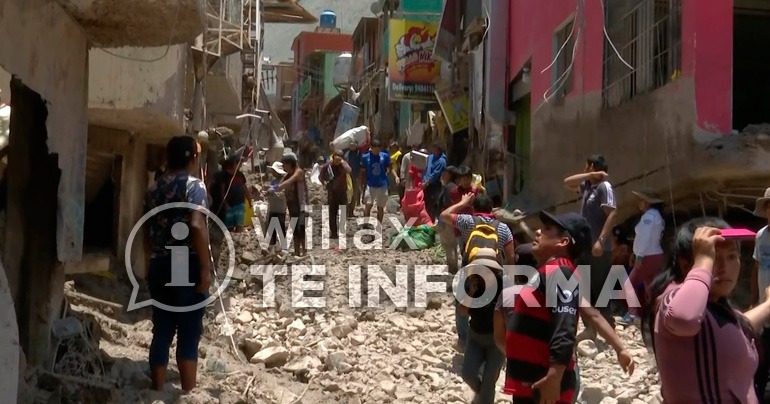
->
xmin=264 ymin=161 xmax=288 ymax=252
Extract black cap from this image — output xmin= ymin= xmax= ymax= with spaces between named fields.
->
xmin=539 ymin=211 xmax=592 ymax=252
xmin=515 ymin=242 xmax=533 ymax=256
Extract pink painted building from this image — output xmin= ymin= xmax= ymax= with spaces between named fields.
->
xmin=504 ymin=0 xmax=770 ymax=222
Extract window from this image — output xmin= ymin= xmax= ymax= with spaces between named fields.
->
xmin=553 ymin=20 xmax=576 ymax=102
xmin=602 ymin=0 xmax=682 ymax=108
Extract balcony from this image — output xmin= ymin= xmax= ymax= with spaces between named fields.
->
xmin=191 ymin=0 xmax=246 ymax=59
xmin=200 ymin=53 xmax=244 ymax=128
xmin=88 ymin=45 xmax=188 ymax=141
xmin=55 ymin=0 xmax=205 ymax=48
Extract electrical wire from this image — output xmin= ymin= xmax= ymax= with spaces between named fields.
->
xmin=540 ymin=4 xmax=579 ymax=75
xmin=534 ymin=0 xmax=584 ymax=113
xmin=97 ymin=0 xmax=184 ymax=63
xmin=599 ymin=0 xmax=634 ymax=70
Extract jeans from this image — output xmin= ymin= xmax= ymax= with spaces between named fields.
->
xmin=147 ymin=255 xmax=208 ymax=367
xmin=462 ymin=329 xmax=506 ymax=404
xmin=327 ymin=191 xmax=347 ymax=238
xmin=438 ymin=221 xmax=459 ymax=274
xmin=456 ymin=304 xmax=469 ymax=347
xmin=454 ymin=265 xmax=470 ymax=345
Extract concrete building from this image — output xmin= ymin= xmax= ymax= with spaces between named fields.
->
xmin=291 ymin=26 xmax=353 ymax=144
xmin=0 ymin=0 xmax=205 ymax=381
xmin=263 ymin=62 xmax=298 ymax=136
xmin=504 ymin=0 xmax=770 ymax=224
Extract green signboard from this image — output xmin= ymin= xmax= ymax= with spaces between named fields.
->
xmin=298 ymin=76 xmax=311 ymax=103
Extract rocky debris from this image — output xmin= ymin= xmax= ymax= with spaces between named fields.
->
xmin=28 ymin=170 xmax=661 ymax=404
xmin=741 ymin=123 xmax=770 ymax=137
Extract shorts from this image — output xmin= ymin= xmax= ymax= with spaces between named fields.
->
xmin=364 ymin=186 xmax=389 ymax=207
xmin=224 ymin=203 xmax=245 ymax=228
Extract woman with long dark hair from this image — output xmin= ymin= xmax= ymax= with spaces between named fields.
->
xmin=642 ymin=217 xmax=770 ymax=403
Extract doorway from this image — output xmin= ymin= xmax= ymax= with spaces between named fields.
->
xmin=733 ymin=5 xmax=770 ymax=131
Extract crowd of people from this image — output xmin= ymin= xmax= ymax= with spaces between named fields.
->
xmin=142 ymin=134 xmax=770 ymax=403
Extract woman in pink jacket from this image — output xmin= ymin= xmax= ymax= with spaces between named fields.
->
xmin=643 ymin=217 xmax=770 ymax=403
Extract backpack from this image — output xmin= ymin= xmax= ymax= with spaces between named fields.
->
xmin=463 ymin=217 xmax=502 ymax=264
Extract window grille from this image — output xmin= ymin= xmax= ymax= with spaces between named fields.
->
xmin=553 ymin=20 xmax=576 ymax=102
xmin=602 ymin=0 xmax=682 ymax=108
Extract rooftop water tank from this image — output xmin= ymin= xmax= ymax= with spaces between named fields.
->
xmin=333 ymin=53 xmax=352 ymax=86
xmin=319 ymin=10 xmax=337 ymax=29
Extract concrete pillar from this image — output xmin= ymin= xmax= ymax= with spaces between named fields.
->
xmin=117 ymin=137 xmax=148 ymax=280
xmin=7 ymin=77 xmax=63 ymax=367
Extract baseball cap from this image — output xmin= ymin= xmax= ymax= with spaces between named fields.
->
xmin=539 ymin=211 xmax=592 ymax=252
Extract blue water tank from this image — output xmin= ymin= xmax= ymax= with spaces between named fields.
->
xmin=319 ymin=10 xmax=337 ymax=29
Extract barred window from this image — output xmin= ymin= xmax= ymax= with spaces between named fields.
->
xmin=602 ymin=0 xmax=683 ymax=108
xmin=553 ymin=19 xmax=576 ymax=102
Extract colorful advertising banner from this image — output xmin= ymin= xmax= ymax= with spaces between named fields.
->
xmin=435 ymin=83 xmax=469 ymax=134
xmin=388 ymin=19 xmax=441 ymax=102
xmin=334 ymin=102 xmax=360 ymax=138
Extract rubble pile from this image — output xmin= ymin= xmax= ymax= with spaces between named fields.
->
xmin=740 ymin=123 xmax=770 ymax=137
xmin=17 ymin=169 xmax=661 ymax=403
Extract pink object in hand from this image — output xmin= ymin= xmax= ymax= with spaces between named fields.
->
xmin=720 ymin=228 xmax=756 ymax=240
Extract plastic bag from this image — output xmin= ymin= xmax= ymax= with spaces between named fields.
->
xmin=401 ymin=188 xmax=433 ymax=226
xmin=472 ymin=173 xmax=487 ymax=193
xmin=310 ymin=163 xmax=322 ymax=185
xmin=391 ymin=224 xmax=436 ymax=251
xmin=346 ymin=174 xmax=353 ymax=204
xmin=244 ymin=198 xmax=254 ymax=227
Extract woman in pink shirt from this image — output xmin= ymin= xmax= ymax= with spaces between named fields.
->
xmin=643 ymin=217 xmax=770 ymax=403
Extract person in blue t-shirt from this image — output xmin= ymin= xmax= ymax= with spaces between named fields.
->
xmin=359 ymin=139 xmax=391 ymax=223
xmin=345 ymin=140 xmax=362 ymax=217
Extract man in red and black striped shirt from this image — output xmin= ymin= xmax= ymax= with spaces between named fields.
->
xmin=496 ymin=211 xmax=592 ymax=404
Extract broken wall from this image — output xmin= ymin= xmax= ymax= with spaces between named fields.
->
xmin=0 ymin=0 xmax=89 ymax=262
xmin=88 ymin=45 xmax=188 ymax=142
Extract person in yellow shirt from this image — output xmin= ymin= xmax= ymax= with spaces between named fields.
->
xmin=388 ymin=142 xmax=402 ymax=195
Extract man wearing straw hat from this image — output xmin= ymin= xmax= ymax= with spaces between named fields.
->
xmin=624 ymin=188 xmax=666 ymax=324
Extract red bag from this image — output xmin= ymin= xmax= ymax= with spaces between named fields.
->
xmin=401 ymin=188 xmax=433 ymax=226
xmin=409 ymin=166 xmax=424 ymax=189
